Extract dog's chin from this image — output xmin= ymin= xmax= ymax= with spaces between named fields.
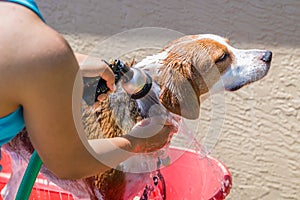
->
xmin=224 ymin=63 xmax=271 ymax=92
xmin=225 ymin=84 xmax=244 ymax=91
xmin=225 ymin=72 xmax=270 ymax=92
xmin=224 ymin=78 xmax=262 ymax=92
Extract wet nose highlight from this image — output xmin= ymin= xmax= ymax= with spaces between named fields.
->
xmin=261 ymin=51 xmax=272 ymax=63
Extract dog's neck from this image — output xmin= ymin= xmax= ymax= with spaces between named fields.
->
xmin=135 ymin=51 xmax=205 ymax=119
xmin=134 ymin=51 xmax=167 ymax=82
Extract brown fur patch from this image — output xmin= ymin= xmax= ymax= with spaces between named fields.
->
xmin=158 ymin=37 xmax=232 ymax=119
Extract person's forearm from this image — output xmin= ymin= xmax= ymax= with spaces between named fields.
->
xmin=87 ymin=136 xmax=134 ymax=169
xmin=75 ymin=52 xmax=107 ymax=77
xmin=74 ymin=52 xmax=88 ymax=64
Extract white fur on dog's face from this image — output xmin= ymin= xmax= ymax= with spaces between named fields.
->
xmin=202 ymin=34 xmax=272 ymax=92
xmin=219 ymin=49 xmax=271 ymax=91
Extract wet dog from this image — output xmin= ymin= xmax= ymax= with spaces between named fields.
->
xmin=1 ymin=34 xmax=272 ymax=199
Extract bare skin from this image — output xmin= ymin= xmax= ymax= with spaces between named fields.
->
xmin=0 ymin=2 xmax=174 ymax=179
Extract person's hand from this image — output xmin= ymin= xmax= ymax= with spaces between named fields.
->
xmin=123 ymin=116 xmax=178 ymax=153
xmin=97 ymin=61 xmax=115 ymax=92
xmin=75 ymin=53 xmax=115 ymax=101
xmin=95 ymin=61 xmax=115 ymax=101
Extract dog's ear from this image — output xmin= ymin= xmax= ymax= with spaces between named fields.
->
xmin=159 ymin=61 xmax=200 ymax=119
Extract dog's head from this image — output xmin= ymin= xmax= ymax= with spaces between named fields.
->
xmin=158 ymin=34 xmax=272 ymax=119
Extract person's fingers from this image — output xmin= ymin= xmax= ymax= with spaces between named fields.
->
xmin=137 ymin=118 xmax=151 ymax=126
xmin=125 ymin=121 xmax=176 ymax=153
xmin=148 ymin=125 xmax=174 ymax=151
xmin=99 ymin=62 xmax=115 ymax=92
xmin=97 ymin=94 xmax=108 ymax=101
xmin=134 ymin=116 xmax=178 ymax=137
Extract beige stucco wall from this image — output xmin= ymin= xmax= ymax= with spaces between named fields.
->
xmin=38 ymin=0 xmax=299 ymax=199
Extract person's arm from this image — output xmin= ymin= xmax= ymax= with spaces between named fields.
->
xmin=87 ymin=117 xmax=174 ymax=168
xmin=15 ymin=23 xmax=174 ymax=179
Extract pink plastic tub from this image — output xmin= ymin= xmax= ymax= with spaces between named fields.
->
xmin=159 ymin=148 xmax=232 ymax=199
xmin=0 ymin=148 xmax=231 ymax=199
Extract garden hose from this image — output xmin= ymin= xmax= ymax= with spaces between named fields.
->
xmin=15 ymin=150 xmax=42 ymax=200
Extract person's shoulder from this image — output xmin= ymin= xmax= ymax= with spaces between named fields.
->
xmin=13 ymin=24 xmax=79 ymax=104
xmin=0 ymin=7 xmax=79 ymax=106
xmin=24 ymin=23 xmax=76 ymax=70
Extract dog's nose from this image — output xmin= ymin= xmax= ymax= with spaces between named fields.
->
xmin=261 ymin=51 xmax=272 ymax=63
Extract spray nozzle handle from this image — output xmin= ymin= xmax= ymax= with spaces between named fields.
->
xmin=94 ymin=59 xmax=131 ymax=102
xmin=94 ymin=78 xmax=110 ymax=101
xmin=94 ymin=59 xmax=153 ymax=102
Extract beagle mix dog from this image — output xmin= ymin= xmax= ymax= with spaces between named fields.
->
xmin=1 ymin=34 xmax=272 ymax=200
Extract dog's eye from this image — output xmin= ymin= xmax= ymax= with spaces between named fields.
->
xmin=216 ymin=53 xmax=229 ymax=63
